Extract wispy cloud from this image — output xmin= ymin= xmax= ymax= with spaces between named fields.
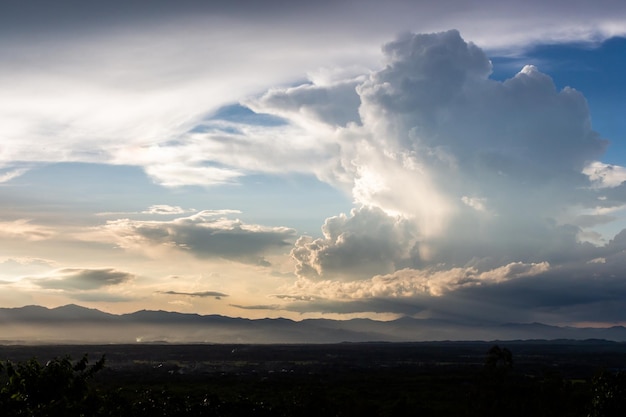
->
xmin=0 ymin=220 xmax=55 ymax=241
xmin=159 ymin=290 xmax=228 ymax=299
xmin=141 ymin=205 xmax=197 ymax=215
xmin=97 ymin=205 xmax=200 ymax=217
xmin=230 ymin=304 xmax=282 ymax=311
xmin=0 ymin=167 xmax=29 ymax=183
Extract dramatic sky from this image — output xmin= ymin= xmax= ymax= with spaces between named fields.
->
xmin=2 ymin=0 xmax=626 ymax=327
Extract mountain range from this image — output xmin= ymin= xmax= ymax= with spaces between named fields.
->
xmin=1 ymin=304 xmax=625 ymax=344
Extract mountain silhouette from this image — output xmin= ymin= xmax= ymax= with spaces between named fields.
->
xmin=0 ymin=304 xmax=625 ymax=344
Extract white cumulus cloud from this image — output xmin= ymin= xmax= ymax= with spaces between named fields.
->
xmin=249 ymin=30 xmax=616 ymax=281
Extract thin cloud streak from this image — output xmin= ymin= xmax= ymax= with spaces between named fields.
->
xmin=160 ymin=291 xmax=229 ymax=298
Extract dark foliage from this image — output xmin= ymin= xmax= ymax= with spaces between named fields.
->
xmin=0 ymin=354 xmax=105 ymax=416
xmin=0 ymin=343 xmax=623 ymax=416
xmin=588 ymin=370 xmax=626 ymax=417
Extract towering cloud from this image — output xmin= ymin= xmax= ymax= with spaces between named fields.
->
xmin=230 ymin=29 xmax=626 ymax=327
xmin=291 ymin=206 xmax=418 ymax=281
xmin=249 ymin=30 xmax=614 ymax=283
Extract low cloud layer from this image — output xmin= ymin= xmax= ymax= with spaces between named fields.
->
xmin=142 ymin=205 xmax=196 ymax=215
xmin=101 ymin=210 xmax=296 ymax=265
xmin=31 ymin=268 xmax=135 ymax=291
xmin=269 ymin=251 xmax=626 ymax=324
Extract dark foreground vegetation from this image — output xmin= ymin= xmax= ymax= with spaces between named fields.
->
xmin=0 ymin=341 xmax=625 ymax=416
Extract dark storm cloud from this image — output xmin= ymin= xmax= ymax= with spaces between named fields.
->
xmin=0 ymin=1 xmax=318 ymax=34
xmin=4 ymin=1 xmax=626 ymax=42
xmin=278 ymin=247 xmax=626 ymax=324
xmin=449 ymin=254 xmax=626 ymax=323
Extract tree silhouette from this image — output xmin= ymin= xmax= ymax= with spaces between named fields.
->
xmin=471 ymin=345 xmax=518 ymax=416
xmin=0 ymin=354 xmax=105 ymax=416
xmin=484 ymin=345 xmax=513 ymax=370
xmin=588 ymin=370 xmax=626 ymax=417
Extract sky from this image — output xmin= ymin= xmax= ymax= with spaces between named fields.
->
xmin=2 ymin=0 xmax=626 ymax=328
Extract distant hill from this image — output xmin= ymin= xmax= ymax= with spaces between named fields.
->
xmin=0 ymin=304 xmax=625 ymax=344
